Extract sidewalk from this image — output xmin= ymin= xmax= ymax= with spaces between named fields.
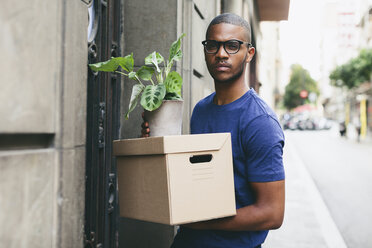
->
xmin=342 ymin=123 xmax=372 ymax=145
xmin=263 ymin=137 xmax=348 ymax=248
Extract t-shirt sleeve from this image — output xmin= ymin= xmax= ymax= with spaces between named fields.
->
xmin=241 ymin=114 xmax=285 ymax=182
xmin=190 ymin=102 xmax=201 ymax=134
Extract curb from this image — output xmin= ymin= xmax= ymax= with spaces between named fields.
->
xmin=289 ymin=142 xmax=348 ymax=248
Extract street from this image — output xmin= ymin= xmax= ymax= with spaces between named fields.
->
xmin=264 ymin=126 xmax=372 ymax=248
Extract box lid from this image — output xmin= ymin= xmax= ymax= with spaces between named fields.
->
xmin=113 ymin=133 xmax=231 ymax=156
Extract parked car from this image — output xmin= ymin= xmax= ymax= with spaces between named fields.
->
xmin=281 ymin=113 xmax=333 ymax=131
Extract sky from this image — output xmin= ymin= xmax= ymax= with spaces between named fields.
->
xmin=278 ymin=0 xmax=370 ymax=98
xmin=279 ymin=0 xmax=325 ymax=82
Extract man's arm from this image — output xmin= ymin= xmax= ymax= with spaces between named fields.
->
xmin=184 ymin=180 xmax=285 ymax=231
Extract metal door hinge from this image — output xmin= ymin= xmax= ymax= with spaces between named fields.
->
xmin=81 ymin=0 xmax=93 ymax=6
xmin=108 ymin=173 xmax=116 ymax=214
xmin=98 ymin=102 xmax=105 ymax=148
xmin=84 ymin=231 xmax=100 ymax=248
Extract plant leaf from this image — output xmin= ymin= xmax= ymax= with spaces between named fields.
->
xmin=172 ymin=50 xmax=183 ymax=62
xmin=145 ymin=52 xmax=164 ymax=65
xmin=117 ymin=53 xmax=134 ymax=72
xmin=164 ymin=71 xmax=182 ymax=96
xmin=145 ymin=52 xmax=164 ymax=73
xmin=89 ymin=58 xmax=120 ymax=72
xmin=136 ymin=66 xmax=154 ymax=81
xmin=128 ymin=71 xmax=137 ymax=80
xmin=89 ymin=55 xmax=134 ymax=73
xmin=168 ymin=33 xmax=186 ymax=64
xmin=125 ymin=84 xmax=145 ymax=119
xmin=164 ymin=92 xmax=182 ymax=100
xmin=140 ymin=84 xmax=166 ymax=111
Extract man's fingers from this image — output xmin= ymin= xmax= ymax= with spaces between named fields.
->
xmin=140 ymin=129 xmax=149 ymax=138
xmin=141 ymin=122 xmax=149 ymax=129
xmin=141 ymin=127 xmax=150 ymax=134
xmin=141 ymin=112 xmax=147 ymax=121
xmin=140 ymin=113 xmax=150 ymax=138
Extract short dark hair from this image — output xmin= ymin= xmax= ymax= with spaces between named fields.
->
xmin=206 ymin=13 xmax=251 ymax=42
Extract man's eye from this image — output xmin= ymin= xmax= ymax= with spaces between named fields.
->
xmin=226 ymin=42 xmax=239 ymax=50
xmin=207 ymin=43 xmax=218 ymax=49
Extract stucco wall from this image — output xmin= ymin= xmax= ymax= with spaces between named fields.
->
xmin=118 ymin=0 xmax=219 ymax=247
xmin=0 ymin=1 xmax=88 ymax=247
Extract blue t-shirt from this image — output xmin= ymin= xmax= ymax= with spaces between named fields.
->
xmin=171 ymin=89 xmax=285 ymax=248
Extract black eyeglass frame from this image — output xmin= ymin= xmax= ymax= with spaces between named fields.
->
xmin=201 ymin=39 xmax=252 ymax=54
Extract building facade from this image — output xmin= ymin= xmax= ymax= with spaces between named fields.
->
xmin=320 ymin=0 xmax=372 ymax=139
xmin=0 ymin=1 xmax=289 ymax=247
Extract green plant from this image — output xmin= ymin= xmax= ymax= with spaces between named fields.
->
xmin=283 ymin=64 xmax=319 ymax=110
xmin=330 ymin=48 xmax=372 ymax=89
xmin=89 ymin=34 xmax=186 ymax=119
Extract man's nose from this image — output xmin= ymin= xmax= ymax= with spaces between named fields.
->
xmin=215 ymin=44 xmax=229 ymax=58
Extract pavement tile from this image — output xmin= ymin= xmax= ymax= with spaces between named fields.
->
xmin=263 ymin=133 xmax=346 ymax=248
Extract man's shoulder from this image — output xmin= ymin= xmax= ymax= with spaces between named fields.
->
xmin=199 ymin=92 xmax=215 ymax=105
xmin=241 ymin=90 xmax=282 ymax=130
xmin=241 ymin=90 xmax=277 ymax=117
xmin=193 ymin=92 xmax=215 ymax=110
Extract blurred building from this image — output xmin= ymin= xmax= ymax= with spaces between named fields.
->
xmin=356 ymin=0 xmax=372 ymax=137
xmin=0 ymin=0 xmax=289 ymax=247
xmin=320 ymin=0 xmax=372 ymax=139
xmin=259 ymin=22 xmax=283 ymax=110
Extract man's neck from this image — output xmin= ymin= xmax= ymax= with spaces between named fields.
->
xmin=213 ymin=79 xmax=249 ymax=105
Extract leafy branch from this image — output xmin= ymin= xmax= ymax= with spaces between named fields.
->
xmin=330 ymin=49 xmax=372 ymax=89
xmin=89 ymin=34 xmax=186 ymax=119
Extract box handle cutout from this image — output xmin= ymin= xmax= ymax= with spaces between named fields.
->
xmin=189 ymin=154 xmax=213 ymax=164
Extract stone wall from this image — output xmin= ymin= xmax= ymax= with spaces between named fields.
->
xmin=0 ymin=0 xmax=269 ymax=247
xmin=0 ymin=1 xmax=88 ymax=247
xmin=118 ymin=0 xmax=219 ymax=247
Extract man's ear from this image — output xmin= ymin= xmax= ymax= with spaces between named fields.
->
xmin=246 ymin=47 xmax=255 ymax=63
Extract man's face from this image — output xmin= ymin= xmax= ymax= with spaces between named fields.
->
xmin=204 ymin=23 xmax=255 ymax=84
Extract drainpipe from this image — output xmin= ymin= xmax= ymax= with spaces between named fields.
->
xmin=360 ymin=97 xmax=367 ymax=139
xmin=222 ymin=0 xmax=243 ymax=16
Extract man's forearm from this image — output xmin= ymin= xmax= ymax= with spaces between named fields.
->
xmin=184 ymin=203 xmax=282 ymax=231
xmin=184 ymin=180 xmax=285 ymax=231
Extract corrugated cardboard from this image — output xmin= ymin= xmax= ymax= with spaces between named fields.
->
xmin=113 ymin=133 xmax=236 ymax=225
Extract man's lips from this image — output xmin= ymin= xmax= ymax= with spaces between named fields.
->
xmin=215 ymin=63 xmax=231 ymax=72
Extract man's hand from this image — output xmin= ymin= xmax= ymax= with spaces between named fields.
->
xmin=141 ymin=112 xmax=150 ymax=137
xmin=183 ymin=180 xmax=285 ymax=231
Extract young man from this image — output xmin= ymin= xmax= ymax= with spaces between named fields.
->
xmin=143 ymin=13 xmax=285 ymax=248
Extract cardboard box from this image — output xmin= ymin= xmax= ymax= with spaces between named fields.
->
xmin=113 ymin=133 xmax=236 ymax=225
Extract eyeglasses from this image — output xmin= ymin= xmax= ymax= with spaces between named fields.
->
xmin=201 ymin=39 xmax=252 ymax=54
